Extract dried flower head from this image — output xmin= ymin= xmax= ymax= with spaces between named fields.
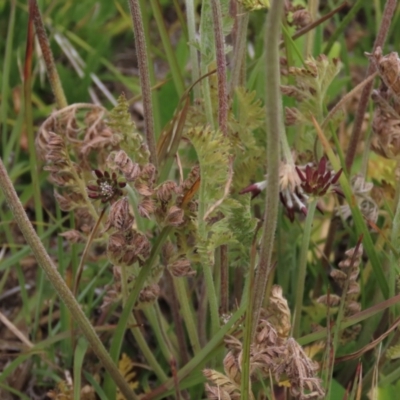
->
xmin=107 ymin=150 xmax=141 ymax=182
xmin=296 ymin=157 xmax=342 ymax=197
xmin=168 ymin=258 xmax=196 ymax=277
xmin=87 ymin=169 xmax=126 ymax=204
xmin=137 ymin=284 xmax=160 ymax=307
xmin=103 ymin=197 xmax=134 ymax=232
xmin=367 ymin=47 xmax=400 ymax=99
xmin=371 ymin=88 xmax=400 ymax=160
xmin=240 ymin=160 xmax=340 ymax=221
xmin=318 ymin=243 xmax=363 ymax=343
xmin=337 ymin=175 xmax=378 ymax=223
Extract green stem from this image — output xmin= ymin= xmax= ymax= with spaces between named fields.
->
xmin=323 ymin=0 xmax=367 ymax=55
xmin=30 ymin=0 xmax=68 ymax=109
xmin=230 ymin=9 xmax=249 ymax=94
xmin=173 ymin=278 xmax=201 ymax=354
xmin=293 ymin=198 xmax=318 ymax=338
xmin=0 ymin=158 xmax=136 ymax=400
xmin=104 ymin=227 xmax=171 ymax=395
xmin=24 ymin=6 xmax=45 ymax=337
xmin=390 ymin=162 xmax=400 ymax=299
xmin=0 ymin=0 xmax=16 ymax=153
xmin=251 ymin=0 xmax=284 ymax=338
xmin=128 ymin=0 xmax=158 ymax=168
xmin=150 ymin=0 xmax=185 ymax=97
xmin=305 ymin=0 xmax=319 ymax=56
xmin=185 ymin=0 xmax=201 ymax=99
xmin=240 ymin=230 xmax=259 ymax=400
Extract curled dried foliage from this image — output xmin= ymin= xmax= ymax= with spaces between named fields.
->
xmin=107 ymin=230 xmax=150 ymax=267
xmin=337 ymin=175 xmax=378 ymax=224
xmin=318 ymin=244 xmax=363 ymax=342
xmin=205 ymin=286 xmax=324 ymax=399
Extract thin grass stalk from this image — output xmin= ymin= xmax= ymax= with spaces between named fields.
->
xmin=0 ymin=157 xmax=137 ymax=400
xmin=219 ymin=245 xmax=229 ymax=314
xmin=345 ymin=0 xmax=397 ymax=173
xmin=102 ymin=263 xmax=168 ymax=399
xmin=293 ymin=199 xmax=318 ymax=338
xmin=389 ymin=161 xmax=400 ymax=299
xmin=104 ymin=227 xmax=171 ymax=395
xmin=165 ymin=271 xmax=190 ymax=365
xmin=230 ymin=8 xmax=249 ymax=94
xmin=0 ymin=0 xmax=16 ymax=154
xmin=143 ymin=305 xmax=176 ymax=363
xmin=24 ymin=5 xmax=46 ymax=338
xmin=324 ymin=0 xmax=366 ymax=55
xmin=30 ymin=0 xmax=67 ymax=109
xmin=128 ymin=0 xmax=158 ymax=168
xmin=240 ymin=225 xmax=259 ymax=400
xmin=73 ymin=206 xmax=106 ymax=297
xmin=185 ymin=0 xmax=200 ymax=99
xmin=173 ymin=277 xmax=201 ymax=354
xmin=251 ymin=0 xmax=284 ymax=338
xmin=138 ymin=0 xmax=162 ymax=139
xmin=172 ymin=0 xmax=188 ymax=42
xmin=140 ymin=303 xmax=247 ymax=400
xmin=150 ymin=0 xmax=185 ymax=97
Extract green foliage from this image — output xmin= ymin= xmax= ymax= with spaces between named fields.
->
xmin=186 ymin=126 xmax=231 ymax=207
xmin=230 ymin=87 xmax=265 ymax=189
xmin=387 ymin=344 xmax=400 ymax=360
xmin=195 ymin=0 xmax=233 ymax=66
xmin=108 ymin=93 xmax=150 ymax=165
xmin=282 ymin=55 xmax=342 ymax=150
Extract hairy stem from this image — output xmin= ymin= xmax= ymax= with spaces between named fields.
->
xmin=293 ymin=198 xmax=318 ymax=338
xmin=251 ymin=0 xmax=284 ymax=338
xmin=0 ymin=157 xmax=136 ymax=400
xmin=30 ymin=0 xmax=68 ymax=109
xmin=211 ymin=0 xmax=228 ymax=136
xmin=345 ymin=0 xmax=397 ymax=173
xmin=128 ymin=0 xmax=158 ymax=168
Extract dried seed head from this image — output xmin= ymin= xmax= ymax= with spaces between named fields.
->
xmin=317 ymin=294 xmax=341 ymax=307
xmin=165 ymin=205 xmax=184 ymax=227
xmin=223 ymin=351 xmax=242 ymax=385
xmin=203 ymin=370 xmax=241 ymax=400
xmin=266 ymin=285 xmax=291 ymax=338
xmin=107 ymin=150 xmax=141 ymax=181
xmin=59 ymin=230 xmax=85 ymax=244
xmin=138 ymin=197 xmax=155 ymax=219
xmin=291 ymin=9 xmax=312 ymax=28
xmin=137 ymin=284 xmax=160 ymax=307
xmin=168 ymin=258 xmax=196 ymax=277
xmin=156 ymin=180 xmax=178 ymax=202
xmin=368 ymin=47 xmax=400 ymax=99
xmin=285 ymin=106 xmax=301 ymax=125
xmin=104 ymin=197 xmax=134 ymax=232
